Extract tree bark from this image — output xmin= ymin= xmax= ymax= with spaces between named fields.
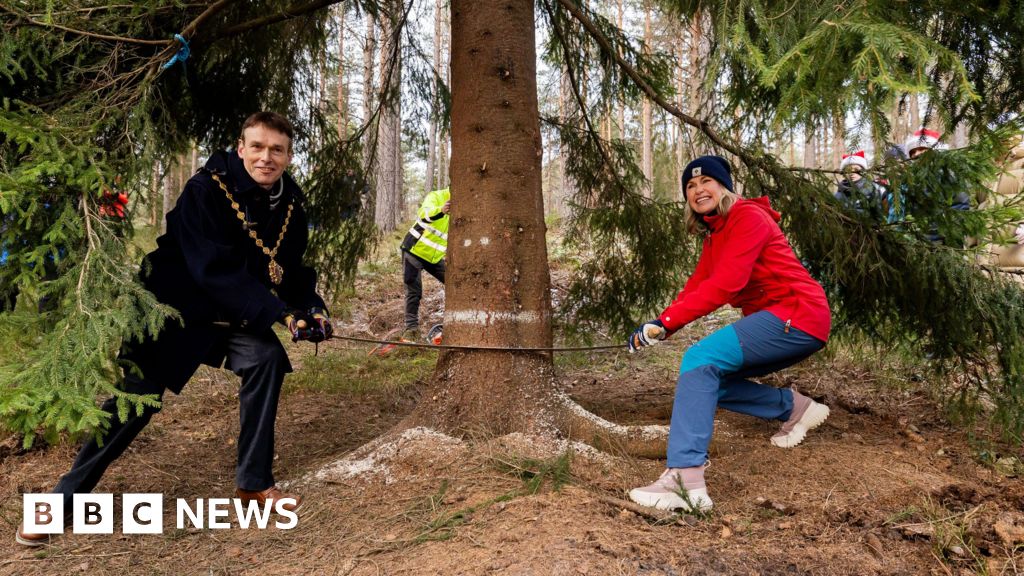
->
xmin=366 ymin=0 xmax=672 ymax=457
xmin=362 ymin=8 xmax=377 ymax=179
xmin=803 ymin=121 xmax=816 ymax=168
xmin=337 ymin=3 xmax=347 ymax=138
xmin=833 ymin=113 xmax=844 ymax=168
xmin=425 ymin=0 xmax=443 ymax=192
xmin=641 ymin=0 xmax=653 ymax=198
xmin=909 ymin=93 xmax=920 ymax=133
xmin=616 ymin=0 xmax=625 ymax=138
xmin=408 ymin=0 xmax=555 ymax=435
xmin=374 ymin=0 xmax=403 ymax=231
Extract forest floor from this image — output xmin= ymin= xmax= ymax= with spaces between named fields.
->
xmin=1 ymin=244 xmax=1023 ymax=576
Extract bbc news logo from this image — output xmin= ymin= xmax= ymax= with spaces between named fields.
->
xmin=23 ymin=494 xmax=298 ymax=535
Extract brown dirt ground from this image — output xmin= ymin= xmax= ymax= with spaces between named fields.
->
xmin=2 ymin=270 xmax=1023 ymax=576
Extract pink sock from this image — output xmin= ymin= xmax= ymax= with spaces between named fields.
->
xmin=670 ymin=466 xmax=706 ymax=490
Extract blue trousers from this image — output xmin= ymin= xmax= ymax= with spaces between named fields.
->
xmin=666 ymin=311 xmax=826 ymax=468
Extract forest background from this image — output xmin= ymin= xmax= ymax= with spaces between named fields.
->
xmin=2 ymin=1 xmax=1024 ymax=572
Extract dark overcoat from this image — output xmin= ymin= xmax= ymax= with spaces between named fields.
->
xmin=126 ymin=150 xmax=326 ymax=393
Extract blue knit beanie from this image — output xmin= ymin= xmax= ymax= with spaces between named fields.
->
xmin=681 ymin=155 xmax=734 ymax=197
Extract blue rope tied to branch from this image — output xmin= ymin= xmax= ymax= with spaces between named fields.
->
xmin=161 ymin=34 xmax=190 ymax=70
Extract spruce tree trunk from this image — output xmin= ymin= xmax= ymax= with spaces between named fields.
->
xmin=408 ymin=0 xmax=556 ymax=436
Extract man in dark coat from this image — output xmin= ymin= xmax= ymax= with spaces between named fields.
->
xmin=17 ymin=112 xmax=331 ymax=546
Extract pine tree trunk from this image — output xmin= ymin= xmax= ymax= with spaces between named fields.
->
xmin=685 ymin=12 xmax=706 ymax=156
xmin=616 ymin=0 xmax=625 ymax=138
xmin=833 ymin=114 xmax=844 ymax=168
xmin=558 ymin=69 xmax=576 ymax=216
xmin=954 ymin=122 xmax=968 ymax=148
xmin=891 ymin=98 xmax=905 ymax=146
xmin=438 ymin=9 xmax=451 ymax=190
xmin=408 ymin=0 xmax=555 ymax=435
xmin=337 ymin=4 xmax=347 ymax=138
xmin=641 ymin=0 xmax=653 ymax=198
xmin=362 ymin=8 xmax=377 ymax=180
xmin=909 ymin=94 xmax=920 ymax=132
xmin=425 ymin=0 xmax=443 ymax=192
xmin=375 ymin=0 xmax=402 ymax=232
xmin=150 ymin=161 xmax=160 ymax=227
xmin=674 ymin=21 xmax=686 ymax=201
xmin=803 ymin=122 xmax=816 ymax=168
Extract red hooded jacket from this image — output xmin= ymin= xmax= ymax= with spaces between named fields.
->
xmin=658 ymin=196 xmax=831 ymax=342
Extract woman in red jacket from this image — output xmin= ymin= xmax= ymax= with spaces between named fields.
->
xmin=627 ymin=155 xmax=831 ymax=513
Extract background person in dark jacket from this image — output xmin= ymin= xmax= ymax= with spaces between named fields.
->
xmin=17 ymin=112 xmax=332 ymax=546
xmin=834 ymin=150 xmax=886 ymax=221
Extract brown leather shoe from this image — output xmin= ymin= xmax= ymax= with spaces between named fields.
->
xmin=15 ymin=524 xmax=52 ymax=547
xmin=235 ymin=486 xmax=302 ymax=513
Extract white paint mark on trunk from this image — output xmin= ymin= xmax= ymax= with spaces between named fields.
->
xmin=446 ymin=309 xmax=548 ymax=326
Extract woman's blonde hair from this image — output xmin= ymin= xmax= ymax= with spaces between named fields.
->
xmin=683 ymin=187 xmax=742 ymax=234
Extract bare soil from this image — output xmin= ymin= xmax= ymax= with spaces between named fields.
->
xmin=2 ymin=270 xmax=1023 ymax=575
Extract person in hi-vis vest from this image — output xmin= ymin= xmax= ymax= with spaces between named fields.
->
xmin=399 ymin=188 xmax=450 ymax=339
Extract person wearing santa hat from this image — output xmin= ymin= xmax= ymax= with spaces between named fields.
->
xmin=899 ymin=129 xmax=972 ymax=244
xmin=904 ymin=129 xmax=971 ymax=212
xmin=835 ymin=150 xmax=885 ymax=220
xmin=904 ymin=128 xmax=942 ymax=159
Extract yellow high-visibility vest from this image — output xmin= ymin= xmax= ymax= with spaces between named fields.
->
xmin=402 ymin=188 xmax=450 ymax=264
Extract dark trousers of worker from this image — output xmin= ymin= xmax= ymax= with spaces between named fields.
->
xmin=402 ymin=250 xmax=445 ymax=330
xmin=53 ymin=329 xmax=289 ymax=510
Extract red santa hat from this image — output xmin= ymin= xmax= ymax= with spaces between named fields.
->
xmin=840 ymin=150 xmax=867 ymax=171
xmin=904 ymin=129 xmax=941 ymax=154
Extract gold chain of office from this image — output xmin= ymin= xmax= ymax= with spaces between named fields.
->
xmin=211 ymin=173 xmax=293 ymax=285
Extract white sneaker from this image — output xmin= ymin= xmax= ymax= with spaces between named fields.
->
xmin=628 ymin=468 xmax=713 ymax=512
xmin=771 ymin=390 xmax=830 ymax=448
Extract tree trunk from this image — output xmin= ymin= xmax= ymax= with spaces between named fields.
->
xmin=337 ymin=3 xmax=347 ymax=138
xmin=360 ymin=7 xmax=376 ymax=193
xmin=616 ymin=0 xmax=625 ymax=138
xmin=909 ymin=93 xmax=920 ymax=133
xmin=387 ymin=0 xmax=668 ymax=456
xmin=685 ymin=12 xmax=706 ymax=157
xmin=557 ymin=68 xmax=576 ymax=216
xmin=641 ymin=0 xmax=653 ymax=198
xmin=408 ymin=0 xmax=555 ymax=435
xmin=803 ymin=122 xmax=816 ymax=168
xmin=375 ymin=0 xmax=402 ymax=231
xmin=425 ymin=0 xmax=443 ymax=192
xmin=438 ymin=7 xmax=451 ymax=190
xmin=833 ymin=114 xmax=844 ymax=168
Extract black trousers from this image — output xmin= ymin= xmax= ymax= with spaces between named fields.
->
xmin=53 ymin=329 xmax=290 ymax=508
xmin=402 ymin=250 xmax=445 ymax=330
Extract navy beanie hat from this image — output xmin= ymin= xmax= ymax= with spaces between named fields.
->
xmin=681 ymin=155 xmax=734 ymax=197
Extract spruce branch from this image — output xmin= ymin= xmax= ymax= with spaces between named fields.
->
xmin=0 ymin=2 xmax=168 ymax=45
xmin=213 ymin=0 xmax=347 ymax=40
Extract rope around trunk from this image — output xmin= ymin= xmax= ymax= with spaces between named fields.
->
xmin=329 ymin=334 xmax=624 ymax=353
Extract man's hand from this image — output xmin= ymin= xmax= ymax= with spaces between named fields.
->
xmin=309 ymin=307 xmax=334 ymax=340
xmin=441 ymin=200 xmax=451 ymax=214
xmin=282 ymin=309 xmax=326 ymax=343
xmin=628 ymin=320 xmax=667 ymax=353
xmin=1015 ymin=223 xmax=1024 ymax=245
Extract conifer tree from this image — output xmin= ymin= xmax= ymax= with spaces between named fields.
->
xmin=2 ymin=0 xmax=1024 ymax=448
